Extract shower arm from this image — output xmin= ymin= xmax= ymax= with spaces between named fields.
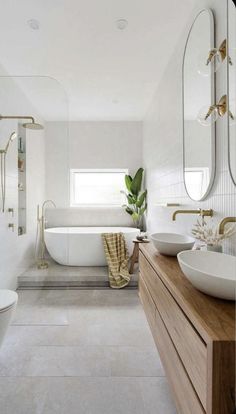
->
xmin=0 ymin=115 xmax=35 ymax=123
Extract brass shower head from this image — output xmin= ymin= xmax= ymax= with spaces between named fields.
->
xmin=22 ymin=121 xmax=44 ymax=130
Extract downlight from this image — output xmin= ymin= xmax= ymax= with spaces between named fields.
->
xmin=116 ymin=19 xmax=128 ymax=30
xmin=27 ymin=19 xmax=40 ymax=30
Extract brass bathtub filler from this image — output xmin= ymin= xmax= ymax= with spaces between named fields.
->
xmin=36 ymin=200 xmax=56 ymax=269
xmin=219 ymin=217 xmax=236 ymax=235
xmin=172 ymin=208 xmax=213 ymax=221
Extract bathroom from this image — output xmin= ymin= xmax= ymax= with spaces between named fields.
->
xmin=0 ymin=0 xmax=235 ymax=413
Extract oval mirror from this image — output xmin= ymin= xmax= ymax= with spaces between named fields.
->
xmin=183 ymin=9 xmax=216 ymax=201
xmin=228 ymin=0 xmax=236 ymax=185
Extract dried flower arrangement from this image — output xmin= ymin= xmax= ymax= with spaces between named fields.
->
xmin=191 ymin=219 xmax=236 ymax=246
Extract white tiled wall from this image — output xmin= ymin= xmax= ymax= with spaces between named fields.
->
xmin=143 ymin=0 xmax=236 ymax=255
xmin=45 ymin=207 xmax=133 ymax=228
xmin=45 ymin=121 xmax=143 ymax=208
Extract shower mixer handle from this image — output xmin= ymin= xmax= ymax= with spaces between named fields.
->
xmin=8 ymin=223 xmax=14 ymax=232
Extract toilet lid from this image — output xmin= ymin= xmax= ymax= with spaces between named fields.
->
xmin=0 ymin=290 xmax=18 ymax=311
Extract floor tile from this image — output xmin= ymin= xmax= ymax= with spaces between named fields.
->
xmin=109 ymin=346 xmax=165 ymax=377
xmin=0 ymin=377 xmax=177 ymax=414
xmin=0 ymin=346 xmax=111 ymax=377
xmin=0 ymin=289 xmax=177 ymax=413
xmin=0 ymin=378 xmax=46 ymax=414
xmin=12 ymin=305 xmax=68 ymax=326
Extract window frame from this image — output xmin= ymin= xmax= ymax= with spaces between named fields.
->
xmin=70 ymin=168 xmax=129 ymax=207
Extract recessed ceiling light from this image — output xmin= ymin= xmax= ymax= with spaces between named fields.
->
xmin=27 ymin=19 xmax=40 ymax=30
xmin=116 ymin=19 xmax=128 ymax=30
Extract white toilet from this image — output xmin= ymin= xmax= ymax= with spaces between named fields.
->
xmin=0 ymin=290 xmax=18 ymax=347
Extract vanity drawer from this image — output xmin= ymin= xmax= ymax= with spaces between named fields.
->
xmin=140 ymin=252 xmax=207 ymax=410
xmin=139 ymin=274 xmax=205 ymax=414
xmin=139 ymin=274 xmax=156 ymax=330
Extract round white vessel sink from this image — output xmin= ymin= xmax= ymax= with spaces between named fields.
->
xmin=151 ymin=233 xmax=195 ymax=256
xmin=178 ymin=250 xmax=236 ymax=301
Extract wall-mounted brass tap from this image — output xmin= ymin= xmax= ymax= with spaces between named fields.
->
xmin=172 ymin=208 xmax=213 ymax=221
xmin=219 ymin=217 xmax=236 ymax=235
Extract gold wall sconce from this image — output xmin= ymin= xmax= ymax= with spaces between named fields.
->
xmin=206 ymin=39 xmax=232 ymax=68
xmin=198 ymin=39 xmax=232 ymax=76
xmin=198 ymin=95 xmax=235 ymax=126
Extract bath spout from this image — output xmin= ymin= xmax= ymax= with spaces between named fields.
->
xmin=36 ymin=200 xmax=56 ymax=269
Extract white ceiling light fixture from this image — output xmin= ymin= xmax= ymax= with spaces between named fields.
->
xmin=116 ymin=19 xmax=128 ymax=31
xmin=27 ymin=19 xmax=40 ymax=30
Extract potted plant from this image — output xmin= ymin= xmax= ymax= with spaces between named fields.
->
xmin=122 ymin=168 xmax=147 ymax=230
xmin=191 ymin=218 xmax=236 ymax=252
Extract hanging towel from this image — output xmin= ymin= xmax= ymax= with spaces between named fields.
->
xmin=102 ymin=233 xmax=130 ymax=289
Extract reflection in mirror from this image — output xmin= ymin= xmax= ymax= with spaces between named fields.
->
xmin=228 ymin=0 xmax=236 ymax=185
xmin=183 ymin=9 xmax=215 ymax=201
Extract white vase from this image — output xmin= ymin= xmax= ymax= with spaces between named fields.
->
xmin=206 ymin=244 xmax=222 ymax=253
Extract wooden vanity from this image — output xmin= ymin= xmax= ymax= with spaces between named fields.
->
xmin=139 ymin=243 xmax=235 ymax=414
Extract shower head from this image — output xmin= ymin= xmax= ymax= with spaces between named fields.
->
xmin=0 ymin=115 xmax=44 ymax=130
xmin=22 ymin=121 xmax=44 ymax=130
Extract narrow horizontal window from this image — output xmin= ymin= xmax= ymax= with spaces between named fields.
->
xmin=70 ymin=169 xmax=128 ymax=207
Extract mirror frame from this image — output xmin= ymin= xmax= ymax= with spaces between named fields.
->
xmin=182 ymin=9 xmax=216 ymax=201
xmin=227 ymin=0 xmax=236 ymax=186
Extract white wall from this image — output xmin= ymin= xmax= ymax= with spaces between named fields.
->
xmin=143 ymin=0 xmax=236 ymax=255
xmin=0 ymin=73 xmax=45 ymax=289
xmin=45 ymin=121 xmax=143 ymax=207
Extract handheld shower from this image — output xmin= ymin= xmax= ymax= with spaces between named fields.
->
xmin=4 ymin=131 xmax=17 ymax=153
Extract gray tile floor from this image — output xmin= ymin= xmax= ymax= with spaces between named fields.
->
xmin=0 ymin=289 xmax=177 ymax=414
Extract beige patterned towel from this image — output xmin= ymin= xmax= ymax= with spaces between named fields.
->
xmin=102 ymin=233 xmax=130 ymax=289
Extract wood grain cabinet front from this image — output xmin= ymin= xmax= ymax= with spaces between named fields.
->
xmin=139 ymin=244 xmax=235 ymax=414
xmin=139 ymin=275 xmax=205 ymax=414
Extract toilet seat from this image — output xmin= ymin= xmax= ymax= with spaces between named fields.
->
xmin=0 ymin=290 xmax=18 ymax=313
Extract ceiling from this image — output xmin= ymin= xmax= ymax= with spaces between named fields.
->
xmin=0 ymin=0 xmax=196 ymax=121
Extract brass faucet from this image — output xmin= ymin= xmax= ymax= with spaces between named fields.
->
xmin=172 ymin=208 xmax=213 ymax=221
xmin=219 ymin=217 xmax=236 ymax=234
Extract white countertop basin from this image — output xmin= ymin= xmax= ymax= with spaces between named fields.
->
xmin=151 ymin=233 xmax=195 ymax=256
xmin=178 ymin=250 xmax=236 ymax=301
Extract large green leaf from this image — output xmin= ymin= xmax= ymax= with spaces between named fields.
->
xmin=125 ymin=175 xmax=133 ymax=192
xmin=136 ymin=190 xmax=147 ymax=208
xmin=125 ymin=207 xmax=133 ymax=216
xmin=127 ymin=194 xmax=136 ymax=205
xmin=139 ymin=205 xmax=147 ymax=216
xmin=130 ymin=168 xmax=144 ymax=196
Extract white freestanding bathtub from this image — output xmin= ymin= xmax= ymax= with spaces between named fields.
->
xmin=44 ymin=227 xmax=140 ymax=266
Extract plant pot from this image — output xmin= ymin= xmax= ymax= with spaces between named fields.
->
xmin=206 ymin=244 xmax=222 ymax=253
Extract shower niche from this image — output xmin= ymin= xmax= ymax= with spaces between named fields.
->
xmin=17 ymin=124 xmax=26 ymax=236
